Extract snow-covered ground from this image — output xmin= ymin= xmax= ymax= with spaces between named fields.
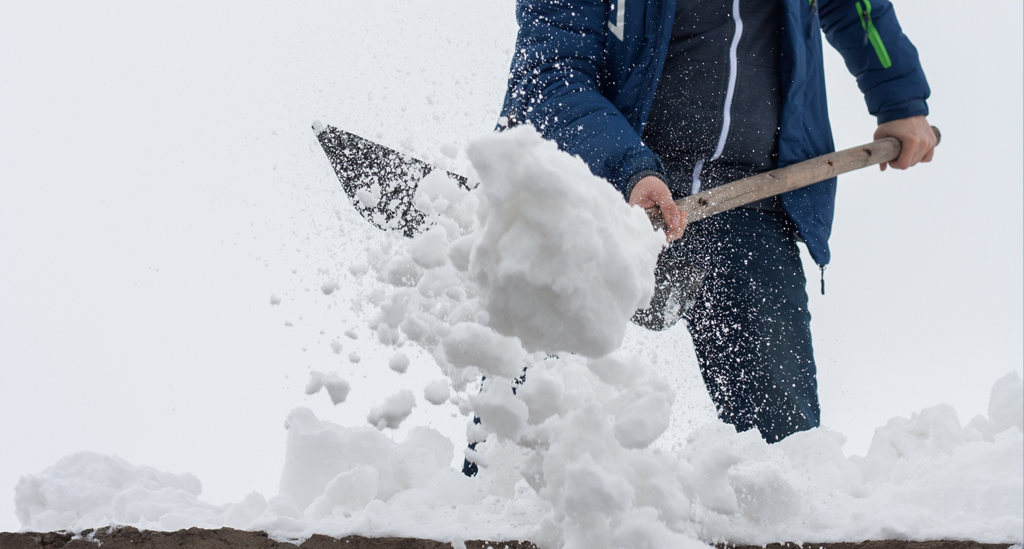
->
xmin=1 ymin=0 xmax=1021 ymax=543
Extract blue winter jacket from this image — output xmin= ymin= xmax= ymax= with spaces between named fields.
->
xmin=498 ymin=0 xmax=930 ymax=266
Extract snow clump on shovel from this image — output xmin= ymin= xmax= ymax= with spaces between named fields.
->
xmin=463 ymin=127 xmax=664 ymax=357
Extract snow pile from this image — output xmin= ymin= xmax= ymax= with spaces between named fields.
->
xmin=684 ymin=374 xmax=1024 ymax=543
xmin=12 ymin=128 xmax=1024 ymax=546
xmin=13 ymin=452 xmax=221 ymax=532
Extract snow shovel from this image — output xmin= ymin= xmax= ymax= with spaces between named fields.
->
xmin=314 ymin=123 xmax=940 ymax=323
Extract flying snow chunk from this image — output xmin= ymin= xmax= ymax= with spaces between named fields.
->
xmin=423 ymin=380 xmax=450 ymax=405
xmin=465 ymin=126 xmax=664 ymax=357
xmin=323 ymin=378 xmax=351 ymax=405
xmin=321 ymin=280 xmax=339 ymax=295
xmin=305 ymin=372 xmax=325 ymax=395
xmin=345 ymin=328 xmax=359 ymax=339
xmin=367 ymin=390 xmax=416 ymax=430
xmin=349 ymin=352 xmax=361 ymax=364
xmin=305 ymin=371 xmax=351 ymax=405
xmin=269 ymin=295 xmax=281 ymax=306
xmin=389 ymin=352 xmax=410 ymax=374
xmin=329 ymin=340 xmax=343 ymax=354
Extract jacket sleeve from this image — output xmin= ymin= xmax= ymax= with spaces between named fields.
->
xmin=818 ymin=0 xmax=930 ymax=123
xmin=501 ymin=0 xmax=663 ymax=198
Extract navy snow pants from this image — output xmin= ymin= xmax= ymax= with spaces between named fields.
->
xmin=633 ymin=208 xmax=820 ymax=442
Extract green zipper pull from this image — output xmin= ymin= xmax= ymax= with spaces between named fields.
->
xmin=855 ymin=0 xmax=893 ymax=69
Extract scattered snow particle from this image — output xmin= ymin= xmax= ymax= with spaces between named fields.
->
xmin=388 ymin=353 xmax=410 ymax=374
xmin=345 ymin=329 xmax=359 ymax=340
xmin=348 ymin=352 xmax=361 ymax=364
xmin=269 ymin=295 xmax=281 ymax=306
xmin=320 ymin=281 xmax=339 ymax=295
xmin=329 ymin=340 xmax=343 ymax=354
xmin=423 ymin=380 xmax=450 ymax=405
xmin=366 ymin=389 xmax=416 ymax=430
xmin=284 ymin=321 xmax=293 ymax=327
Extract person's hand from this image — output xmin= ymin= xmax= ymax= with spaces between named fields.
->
xmin=629 ymin=175 xmax=686 ymax=242
xmin=874 ymin=115 xmax=937 ymax=171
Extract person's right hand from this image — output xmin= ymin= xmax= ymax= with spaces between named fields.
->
xmin=629 ymin=175 xmax=686 ymax=242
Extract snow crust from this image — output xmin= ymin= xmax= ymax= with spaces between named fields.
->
xmin=13 ymin=128 xmax=1024 ymax=546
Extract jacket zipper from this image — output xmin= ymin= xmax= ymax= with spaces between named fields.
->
xmin=855 ymin=0 xmax=892 ymax=69
xmin=691 ymin=0 xmax=743 ymax=195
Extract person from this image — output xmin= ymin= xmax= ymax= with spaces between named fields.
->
xmin=496 ymin=0 xmax=937 ymax=442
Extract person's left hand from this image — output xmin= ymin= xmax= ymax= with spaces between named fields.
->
xmin=874 ymin=115 xmax=937 ymax=171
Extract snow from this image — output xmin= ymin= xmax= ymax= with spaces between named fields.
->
xmin=388 ymin=352 xmax=410 ymax=374
xmin=12 ymin=126 xmax=1022 ymax=547
xmin=304 ymin=372 xmax=351 ymax=405
xmin=366 ymin=390 xmax=417 ymax=430
xmin=464 ymin=128 xmax=664 ymax=358
xmin=355 ymin=185 xmax=381 ymax=209
xmin=15 ymin=376 xmax=1022 ymax=543
xmin=423 ymin=380 xmax=450 ymax=405
xmin=2 ymin=0 xmax=1022 ymax=545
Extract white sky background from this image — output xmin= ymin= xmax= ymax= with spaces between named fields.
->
xmin=0 ymin=0 xmax=1020 ymax=534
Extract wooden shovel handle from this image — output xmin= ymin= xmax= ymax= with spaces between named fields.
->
xmin=646 ymin=126 xmax=942 ymax=228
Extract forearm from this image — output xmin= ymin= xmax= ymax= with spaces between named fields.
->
xmin=819 ymin=0 xmax=930 ymax=123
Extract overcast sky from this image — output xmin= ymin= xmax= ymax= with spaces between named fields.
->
xmin=1 ymin=0 xmax=1020 ymax=533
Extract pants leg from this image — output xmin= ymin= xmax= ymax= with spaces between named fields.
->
xmin=642 ymin=208 xmax=820 ymax=442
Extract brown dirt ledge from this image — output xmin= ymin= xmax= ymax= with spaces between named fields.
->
xmin=0 ymin=528 xmax=1016 ymax=549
